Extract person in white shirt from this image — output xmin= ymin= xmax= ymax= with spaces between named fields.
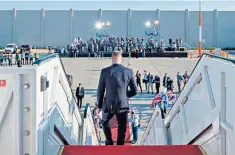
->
xmin=21 ymin=52 xmax=25 ymax=65
xmin=147 ymin=74 xmax=154 ymax=94
xmin=29 ymin=52 xmax=34 ymax=65
xmin=130 ymin=110 xmax=139 ymax=144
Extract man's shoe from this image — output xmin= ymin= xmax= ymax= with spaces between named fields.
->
xmin=105 ymin=140 xmax=114 ymax=145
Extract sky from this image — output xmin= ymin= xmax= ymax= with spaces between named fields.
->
xmin=0 ymin=1 xmax=234 ymax=10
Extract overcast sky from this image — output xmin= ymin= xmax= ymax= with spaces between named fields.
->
xmin=0 ymin=1 xmax=234 ymax=10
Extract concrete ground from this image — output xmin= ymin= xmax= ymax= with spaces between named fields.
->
xmin=61 ymin=57 xmax=198 ymax=144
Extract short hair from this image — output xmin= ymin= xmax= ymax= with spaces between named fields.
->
xmin=112 ymin=50 xmax=122 ymax=57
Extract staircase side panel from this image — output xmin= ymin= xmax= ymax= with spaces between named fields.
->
xmin=0 ymin=96 xmax=14 ymax=155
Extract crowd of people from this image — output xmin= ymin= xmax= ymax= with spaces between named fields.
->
xmin=135 ymin=70 xmax=190 ymax=94
xmin=0 ymin=52 xmax=40 ymax=66
xmin=62 ymin=36 xmax=184 ymax=57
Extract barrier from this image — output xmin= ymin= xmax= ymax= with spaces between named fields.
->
xmin=188 ymin=50 xmax=229 ymax=59
xmin=77 ymin=52 xmax=188 ymax=58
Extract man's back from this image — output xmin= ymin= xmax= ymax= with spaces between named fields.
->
xmin=97 ymin=63 xmax=137 ymax=114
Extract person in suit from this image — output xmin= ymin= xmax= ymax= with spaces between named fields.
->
xmin=75 ymin=83 xmax=85 ymax=109
xmin=153 ymin=75 xmax=160 ymax=94
xmin=163 ymin=73 xmax=168 ymax=93
xmin=177 ymin=72 xmax=183 ymax=92
xmin=167 ymin=77 xmax=174 ymax=91
xmin=97 ymin=50 xmax=138 ymax=145
xmin=183 ymin=71 xmax=190 ymax=85
xmin=143 ymin=71 xmax=148 ymax=91
xmin=136 ymin=70 xmax=142 ymax=93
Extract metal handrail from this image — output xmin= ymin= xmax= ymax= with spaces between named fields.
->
xmin=166 ymin=53 xmax=235 ymax=119
xmin=204 ymin=53 xmax=235 ymax=64
xmin=83 ymin=103 xmax=100 ymax=145
xmin=33 ymin=53 xmax=58 ymax=65
xmin=141 ymin=53 xmax=235 ymax=144
xmin=34 ymin=53 xmax=79 ymax=123
xmin=58 ymin=56 xmax=77 ymax=104
xmin=140 ymin=106 xmax=164 ymax=144
xmin=33 ymin=53 xmax=77 ymax=113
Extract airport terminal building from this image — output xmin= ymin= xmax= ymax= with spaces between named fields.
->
xmin=0 ymin=1 xmax=235 ymax=48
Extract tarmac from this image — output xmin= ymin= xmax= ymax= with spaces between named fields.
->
xmin=61 ymin=57 xmax=198 ymax=144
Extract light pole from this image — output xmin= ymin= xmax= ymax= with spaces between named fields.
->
xmin=198 ymin=0 xmax=202 ymax=56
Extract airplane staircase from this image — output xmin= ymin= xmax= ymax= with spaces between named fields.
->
xmin=140 ymin=53 xmax=235 ymax=155
xmin=0 ymin=53 xmax=235 ymax=155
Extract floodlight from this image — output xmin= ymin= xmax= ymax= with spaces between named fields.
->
xmin=154 ymin=20 xmax=159 ymax=25
xmin=95 ymin=22 xmax=102 ymax=29
xmin=145 ymin=21 xmax=151 ymax=27
xmin=102 ymin=22 xmax=105 ymax=26
xmin=106 ymin=22 xmax=111 ymax=26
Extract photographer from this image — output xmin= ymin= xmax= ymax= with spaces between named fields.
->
xmin=130 ymin=110 xmax=140 ymax=144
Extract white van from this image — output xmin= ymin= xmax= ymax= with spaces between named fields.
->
xmin=4 ymin=43 xmax=17 ymax=54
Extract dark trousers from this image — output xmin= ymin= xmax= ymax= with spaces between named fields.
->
xmin=177 ymin=81 xmax=181 ymax=92
xmin=132 ymin=125 xmax=138 ymax=142
xmin=137 ymin=81 xmax=142 ymax=92
xmin=102 ymin=112 xmax=128 ymax=145
xmin=25 ymin=57 xmax=29 ymax=64
xmin=73 ymin=50 xmax=78 ymax=57
xmin=30 ymin=58 xmax=33 ymax=65
xmin=160 ymin=104 xmax=166 ymax=119
xmin=155 ymin=83 xmax=160 ymax=94
xmin=21 ymin=58 xmax=25 ymax=65
xmin=8 ymin=60 xmax=12 ymax=66
xmin=135 ymin=52 xmax=139 ymax=58
xmin=77 ymin=96 xmax=83 ymax=109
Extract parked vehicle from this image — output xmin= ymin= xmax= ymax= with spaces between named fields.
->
xmin=4 ymin=43 xmax=17 ymax=54
xmin=20 ymin=44 xmax=31 ymax=53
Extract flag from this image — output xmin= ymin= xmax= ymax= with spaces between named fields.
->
xmin=151 ymin=90 xmax=176 ymax=109
xmin=151 ymin=93 xmax=162 ymax=108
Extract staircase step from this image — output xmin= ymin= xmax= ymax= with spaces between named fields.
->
xmin=60 ymin=145 xmax=204 ymax=155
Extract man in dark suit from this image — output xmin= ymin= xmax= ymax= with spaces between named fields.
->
xmin=97 ymin=50 xmax=138 ymax=145
xmin=153 ymin=75 xmax=160 ymax=94
xmin=75 ymin=83 xmax=85 ymax=109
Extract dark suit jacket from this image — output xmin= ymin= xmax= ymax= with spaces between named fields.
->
xmin=76 ymin=87 xmax=84 ymax=98
xmin=97 ymin=63 xmax=138 ymax=114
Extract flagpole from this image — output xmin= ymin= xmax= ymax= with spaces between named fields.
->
xmin=198 ymin=0 xmax=202 ymax=56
